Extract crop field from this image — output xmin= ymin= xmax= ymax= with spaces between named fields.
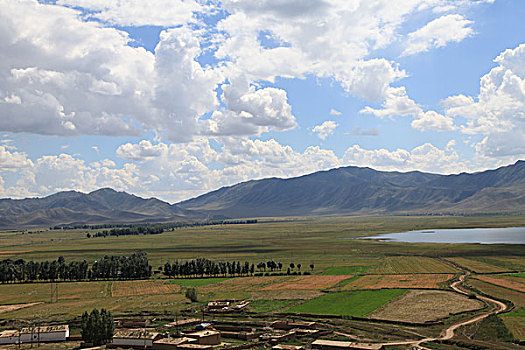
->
xmin=473 ymin=275 xmax=525 ymax=292
xmin=501 ymin=307 xmax=525 ymax=341
xmin=0 ymin=215 xmax=523 ymax=326
xmin=468 ymin=279 xmax=525 ymax=307
xmin=111 ymin=280 xmax=181 ymax=297
xmin=369 ymin=256 xmax=459 ymax=274
xmin=367 ymin=290 xmax=484 ymax=323
xmin=341 ymin=274 xmax=454 ymax=290
xmin=262 ymin=275 xmax=352 ymax=291
xmin=447 ymin=257 xmax=513 ymax=273
xmin=286 ymin=289 xmax=406 ymax=317
xmin=321 ymin=266 xmax=371 ymax=275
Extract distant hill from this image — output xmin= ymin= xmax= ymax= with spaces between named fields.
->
xmin=0 ymin=161 xmax=524 ymax=228
xmin=0 ymin=188 xmax=194 ymax=228
xmin=178 ymin=160 xmax=525 ymax=218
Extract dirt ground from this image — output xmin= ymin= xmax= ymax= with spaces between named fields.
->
xmin=0 ymin=302 xmax=42 ymax=314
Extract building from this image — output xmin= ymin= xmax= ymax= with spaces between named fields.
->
xmin=311 ymin=339 xmax=384 ymax=350
xmin=186 ymin=330 xmax=221 ymax=345
xmin=0 ymin=330 xmax=19 ymax=345
xmin=152 ymin=336 xmax=195 ymax=350
xmin=177 ymin=344 xmax=214 ymax=350
xmin=165 ymin=318 xmax=200 ymax=329
xmin=206 ymin=300 xmax=249 ymax=313
xmin=273 ymin=345 xmax=304 ymax=350
xmin=1 ymin=325 xmax=70 ymax=345
xmin=112 ymin=329 xmax=161 ymax=349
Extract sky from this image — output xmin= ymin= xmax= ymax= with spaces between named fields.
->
xmin=0 ymin=0 xmax=524 ymax=203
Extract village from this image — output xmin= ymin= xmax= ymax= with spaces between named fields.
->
xmin=0 ymin=300 xmax=388 ymax=350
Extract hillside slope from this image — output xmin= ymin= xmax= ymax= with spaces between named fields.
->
xmin=178 ymin=160 xmax=525 ymax=218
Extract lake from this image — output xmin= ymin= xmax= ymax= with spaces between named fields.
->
xmin=351 ymin=226 xmax=525 ymax=244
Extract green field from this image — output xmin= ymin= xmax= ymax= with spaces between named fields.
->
xmin=322 ymin=266 xmax=370 ymax=275
xmin=286 ymin=289 xmax=406 ymax=317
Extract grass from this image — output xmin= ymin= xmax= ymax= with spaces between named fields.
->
xmin=168 ymin=277 xmax=230 ymax=287
xmin=248 ymin=299 xmax=301 ymax=313
xmin=322 ymin=266 xmax=370 ymax=275
xmin=473 ymin=314 xmax=515 ymax=342
xmin=286 ymin=289 xmax=406 ymax=317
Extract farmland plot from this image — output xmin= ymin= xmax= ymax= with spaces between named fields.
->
xmin=111 ymin=280 xmax=181 ymax=297
xmin=370 ymin=256 xmax=459 ymax=274
xmin=368 ymin=290 xmax=484 ymax=323
xmin=262 ymin=275 xmax=351 ymax=291
xmin=473 ymin=275 xmax=525 ymax=292
xmin=342 ymin=274 xmax=454 ymax=290
xmin=447 ymin=257 xmax=509 ymax=273
xmin=286 ymin=290 xmax=406 ymax=317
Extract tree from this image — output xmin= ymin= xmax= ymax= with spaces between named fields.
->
xmin=185 ymin=287 xmax=198 ymax=302
xmin=310 ymin=263 xmax=315 ymax=272
xmin=297 ymin=263 xmax=301 ymax=271
xmin=289 ymin=263 xmax=295 ymax=271
xmin=81 ymin=308 xmax=114 ymax=346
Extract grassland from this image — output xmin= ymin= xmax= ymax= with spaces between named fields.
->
xmin=286 ymin=289 xmax=406 ymax=317
xmin=0 ymin=215 xmax=523 ymax=326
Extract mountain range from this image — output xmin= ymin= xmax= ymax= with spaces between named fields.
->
xmin=1 ymin=160 xmax=524 ymax=228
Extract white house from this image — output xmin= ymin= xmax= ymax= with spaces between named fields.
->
xmin=112 ymin=329 xmax=160 ymax=348
xmin=0 ymin=325 xmax=69 ymax=344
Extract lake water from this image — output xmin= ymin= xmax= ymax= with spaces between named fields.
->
xmin=351 ymin=226 xmax=525 ymax=244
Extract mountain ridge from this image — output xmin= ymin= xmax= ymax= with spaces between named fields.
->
xmin=0 ymin=161 xmax=523 ymax=228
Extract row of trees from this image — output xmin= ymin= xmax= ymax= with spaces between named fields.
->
xmin=56 ymin=219 xmax=259 ymax=234
xmin=0 ymin=252 xmax=151 ymax=283
xmin=163 ymin=258 xmax=314 ymax=278
xmin=90 ymin=225 xmax=165 ymax=238
xmin=81 ymin=308 xmax=114 ymax=346
xmin=164 ymin=258 xmax=254 ymax=278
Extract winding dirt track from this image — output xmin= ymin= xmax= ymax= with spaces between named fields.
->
xmin=378 ymin=272 xmax=508 ymax=349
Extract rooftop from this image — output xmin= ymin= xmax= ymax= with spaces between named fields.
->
xmin=113 ymin=329 xmax=159 ymax=339
xmin=20 ymin=325 xmax=69 ymax=334
xmin=187 ymin=330 xmax=220 ymax=338
xmin=312 ymin=340 xmax=383 ymax=350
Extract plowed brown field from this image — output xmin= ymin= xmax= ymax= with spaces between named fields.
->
xmin=111 ymin=280 xmax=180 ymax=297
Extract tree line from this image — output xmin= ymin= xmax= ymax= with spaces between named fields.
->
xmin=163 ymin=258 xmax=313 ymax=278
xmin=54 ymin=219 xmax=258 ymax=234
xmin=0 ymin=252 xmax=151 ymax=283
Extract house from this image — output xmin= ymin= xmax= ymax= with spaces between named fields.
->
xmin=311 ymin=339 xmax=384 ymax=350
xmin=186 ymin=330 xmax=221 ymax=345
xmin=21 ymin=325 xmax=69 ymax=343
xmin=0 ymin=330 xmax=19 ymax=345
xmin=206 ymin=300 xmax=250 ymax=313
xmin=112 ymin=329 xmax=161 ymax=349
xmin=152 ymin=336 xmax=195 ymax=350
xmin=273 ymin=345 xmax=304 ymax=350
xmin=165 ymin=318 xmax=200 ymax=329
xmin=118 ymin=318 xmax=150 ymax=328
xmin=177 ymin=344 xmax=214 ymax=350
xmin=1 ymin=325 xmax=70 ymax=344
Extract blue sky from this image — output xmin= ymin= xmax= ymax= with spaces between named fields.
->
xmin=0 ymin=0 xmax=524 ymax=202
